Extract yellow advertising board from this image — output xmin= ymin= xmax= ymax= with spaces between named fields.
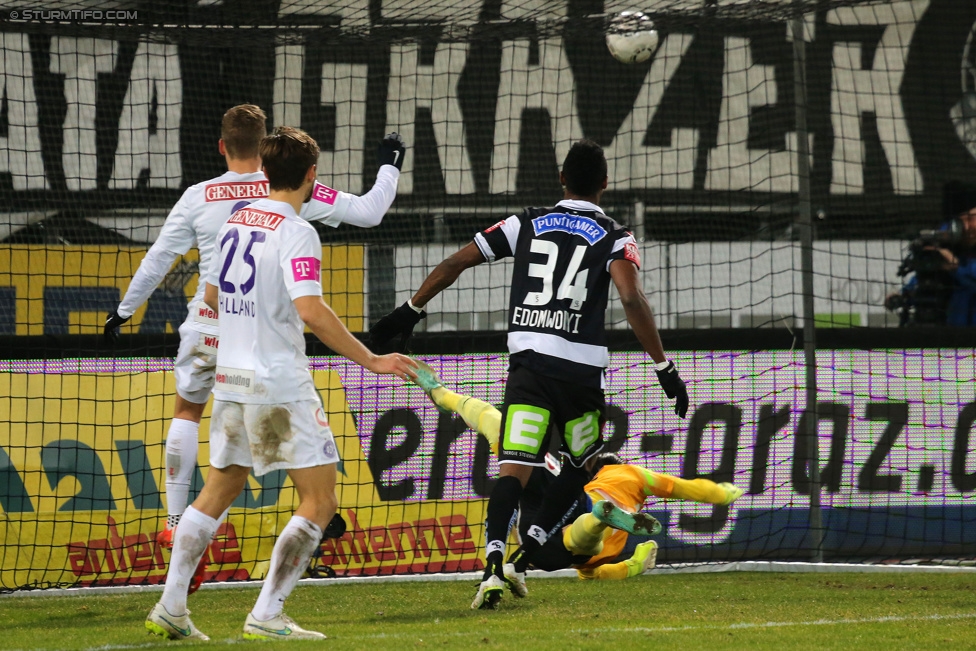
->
xmin=0 ymin=366 xmax=486 ymax=590
xmin=0 ymin=245 xmax=366 ymax=336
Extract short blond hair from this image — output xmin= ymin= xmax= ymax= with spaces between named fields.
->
xmin=221 ymin=104 xmax=267 ymax=159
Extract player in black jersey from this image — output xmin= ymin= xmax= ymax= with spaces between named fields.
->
xmin=369 ymin=139 xmax=689 ymax=609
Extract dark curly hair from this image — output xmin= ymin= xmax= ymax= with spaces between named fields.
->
xmin=589 ymin=452 xmax=623 ymax=477
xmin=562 ymin=139 xmax=607 ymax=197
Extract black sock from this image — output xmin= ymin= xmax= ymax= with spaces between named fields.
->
xmin=485 ymin=550 xmax=504 ymax=580
xmin=512 ymin=463 xmax=589 ymax=573
xmin=508 ymin=542 xmax=536 ymax=574
xmin=484 ymin=475 xmax=523 ymax=579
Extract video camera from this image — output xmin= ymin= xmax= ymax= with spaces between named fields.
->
xmin=889 ymin=219 xmax=963 ymax=326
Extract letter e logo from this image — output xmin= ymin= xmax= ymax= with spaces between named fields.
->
xmin=503 ymin=405 xmax=551 ymax=454
xmin=566 ymin=411 xmax=600 ymax=457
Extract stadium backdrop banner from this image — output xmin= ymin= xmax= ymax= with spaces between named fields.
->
xmin=0 ymin=245 xmax=366 ymax=335
xmin=2 ymin=351 xmax=975 ymax=588
xmin=1 ymin=0 xmax=975 ymax=229
xmin=0 ymin=240 xmax=906 ymax=334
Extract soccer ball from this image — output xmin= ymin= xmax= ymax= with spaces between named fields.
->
xmin=606 ymin=11 xmax=659 ymax=64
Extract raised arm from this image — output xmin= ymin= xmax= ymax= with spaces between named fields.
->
xmin=300 ymin=134 xmax=405 ymax=228
xmin=953 ymin=255 xmax=976 ymax=290
xmin=367 ymin=243 xmax=486 ymax=352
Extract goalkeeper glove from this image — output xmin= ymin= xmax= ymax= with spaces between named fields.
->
xmin=655 ymin=360 xmax=689 ymax=418
xmin=104 ymin=310 xmax=131 ymax=343
xmin=323 ymin=512 xmax=347 ymax=539
xmin=368 ymin=301 xmax=425 ymax=353
xmin=377 ymin=132 xmax=406 ymax=171
xmin=305 ymin=513 xmax=348 ymax=579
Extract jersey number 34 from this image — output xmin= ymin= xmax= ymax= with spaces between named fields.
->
xmin=525 ymin=240 xmax=589 ymax=310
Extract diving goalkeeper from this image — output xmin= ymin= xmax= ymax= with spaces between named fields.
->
xmin=409 ymin=359 xmax=742 ymax=590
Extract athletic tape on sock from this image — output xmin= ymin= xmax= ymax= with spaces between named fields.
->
xmin=527 ymin=525 xmax=549 ymax=545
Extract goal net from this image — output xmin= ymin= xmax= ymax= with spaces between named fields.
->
xmin=2 ymin=0 xmax=976 ymax=591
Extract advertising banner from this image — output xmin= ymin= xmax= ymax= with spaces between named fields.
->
xmin=1 ymin=350 xmax=975 ymax=589
xmin=0 ymin=245 xmax=366 ymax=336
xmin=345 ymin=351 xmax=976 ymax=560
xmin=0 ymin=361 xmax=483 ymax=589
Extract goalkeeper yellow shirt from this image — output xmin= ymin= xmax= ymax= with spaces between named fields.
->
xmin=577 ymin=464 xmax=667 ymax=569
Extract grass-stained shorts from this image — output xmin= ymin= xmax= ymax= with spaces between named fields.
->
xmin=209 ymin=399 xmax=340 ymax=477
xmin=173 ymin=320 xmax=218 ymax=404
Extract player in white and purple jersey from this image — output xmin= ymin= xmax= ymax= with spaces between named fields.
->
xmin=145 ymin=127 xmax=417 ymax=641
xmin=103 ymin=104 xmax=406 ymax=555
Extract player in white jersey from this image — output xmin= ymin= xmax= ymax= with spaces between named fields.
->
xmin=104 ymin=105 xmax=407 ymax=556
xmin=145 ymin=126 xmax=418 ymax=641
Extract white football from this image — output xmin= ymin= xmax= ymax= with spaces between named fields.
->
xmin=606 ymin=11 xmax=659 ymax=64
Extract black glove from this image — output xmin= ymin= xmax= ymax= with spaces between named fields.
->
xmin=368 ymin=301 xmax=425 ymax=353
xmin=656 ymin=360 xmax=689 ymax=418
xmin=104 ymin=310 xmax=131 ymax=343
xmin=306 ymin=513 xmax=347 ymax=579
xmin=323 ymin=512 xmax=347 ymax=540
xmin=377 ymin=132 xmax=406 ymax=171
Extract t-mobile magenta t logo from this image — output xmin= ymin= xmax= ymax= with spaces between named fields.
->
xmin=291 ymin=257 xmax=320 ymax=282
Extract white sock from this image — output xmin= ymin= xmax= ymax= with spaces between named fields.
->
xmin=159 ymin=506 xmax=218 ymax=615
xmin=165 ymin=419 xmax=200 ymax=523
xmin=250 ymin=516 xmax=322 ymax=621
xmin=527 ymin=524 xmax=549 ymax=545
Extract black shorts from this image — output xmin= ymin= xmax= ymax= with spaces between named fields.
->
xmin=518 ymin=468 xmax=592 ymax=571
xmin=498 ymin=365 xmax=607 ymax=468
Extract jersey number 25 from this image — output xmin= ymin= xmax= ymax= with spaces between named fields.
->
xmin=218 ymin=227 xmax=266 ymax=295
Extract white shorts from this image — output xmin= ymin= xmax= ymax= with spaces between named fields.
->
xmin=173 ymin=321 xmax=219 ymax=404
xmin=208 ymin=399 xmax=340 ymax=477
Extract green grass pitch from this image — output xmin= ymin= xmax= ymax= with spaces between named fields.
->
xmin=2 ymin=572 xmax=975 ymax=650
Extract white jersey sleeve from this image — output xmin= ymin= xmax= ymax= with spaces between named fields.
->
xmin=154 ymin=191 xmax=199 ymax=255
xmin=117 ymin=247 xmax=179 ymax=318
xmin=299 ymin=165 xmax=399 ymax=229
xmin=116 ymin=190 xmax=197 ymax=318
xmin=205 ymin=243 xmax=221 ymax=288
xmin=280 ymin=225 xmax=324 ymax=301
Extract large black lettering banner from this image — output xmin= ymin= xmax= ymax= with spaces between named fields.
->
xmin=1 ymin=0 xmax=975 ymax=240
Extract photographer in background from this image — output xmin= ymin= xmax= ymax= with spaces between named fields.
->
xmin=887 ymin=181 xmax=976 ymax=326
